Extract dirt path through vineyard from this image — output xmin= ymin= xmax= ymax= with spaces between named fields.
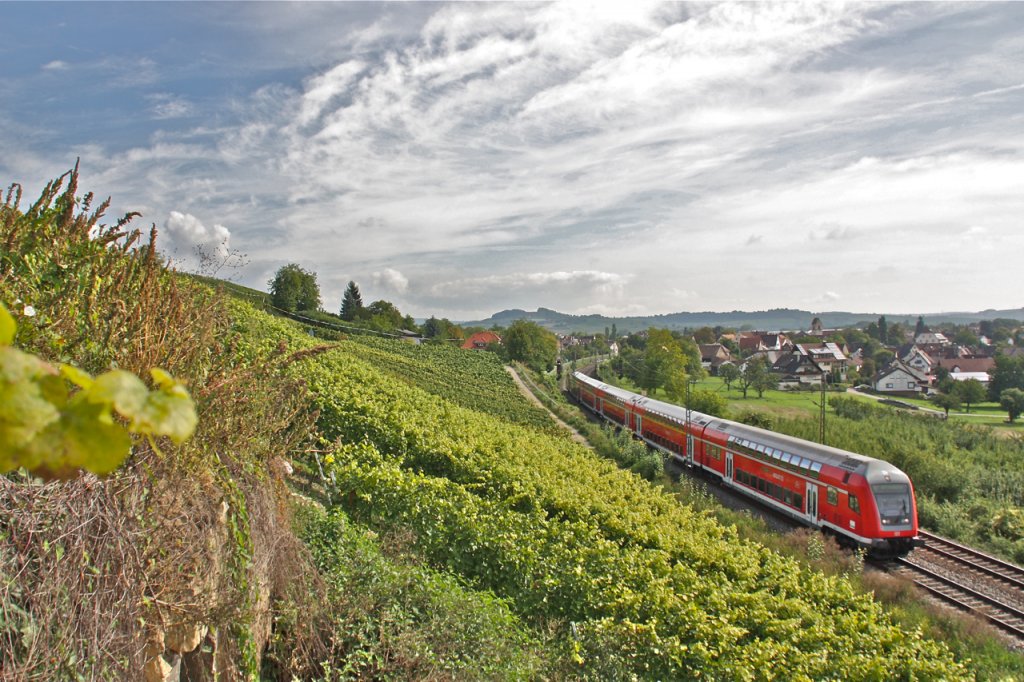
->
xmin=505 ymin=366 xmax=589 ymax=445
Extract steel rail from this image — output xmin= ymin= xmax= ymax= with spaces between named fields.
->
xmin=893 ymin=556 xmax=1024 ymax=641
xmin=918 ymin=530 xmax=1024 ymax=591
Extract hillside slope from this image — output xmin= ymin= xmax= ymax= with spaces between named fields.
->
xmin=1 ymin=170 xmax=971 ymax=680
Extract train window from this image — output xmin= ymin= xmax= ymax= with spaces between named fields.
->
xmin=849 ymin=494 xmax=860 ymax=514
xmin=827 ymin=487 xmax=838 ymax=506
xmin=772 ymin=450 xmax=782 ymax=460
xmin=810 ymin=462 xmax=822 ymax=475
xmin=794 ymin=494 xmax=803 ymax=509
xmin=781 ymin=453 xmax=792 ymax=464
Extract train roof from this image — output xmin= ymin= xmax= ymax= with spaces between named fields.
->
xmin=571 ymin=372 xmax=715 ymax=428
xmin=572 ymin=371 xmax=910 ymax=483
xmin=708 ymin=419 xmax=872 ymax=475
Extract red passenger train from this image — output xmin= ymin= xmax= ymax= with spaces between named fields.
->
xmin=569 ymin=371 xmax=923 ymax=557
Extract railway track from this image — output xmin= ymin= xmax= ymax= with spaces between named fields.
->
xmin=886 ymin=531 xmax=1024 ymax=643
xmin=917 ymin=530 xmax=1024 ymax=591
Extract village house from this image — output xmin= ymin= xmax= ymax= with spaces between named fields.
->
xmin=798 ymin=342 xmax=849 ymax=380
xmin=898 ymin=345 xmax=934 ymax=374
xmin=769 ymin=342 xmax=849 ymax=387
xmin=461 ymin=330 xmax=501 ymax=350
xmin=873 ymin=359 xmax=930 ymax=397
xmin=936 ymin=356 xmax=995 ymax=385
xmin=737 ymin=331 xmax=793 ymax=354
xmin=913 ymin=330 xmax=951 ymax=356
xmin=771 ymin=351 xmax=825 ymax=387
xmin=698 ymin=343 xmax=733 ymax=374
xmin=915 ymin=331 xmax=950 ymax=347
xmin=559 ymin=334 xmax=596 ymax=349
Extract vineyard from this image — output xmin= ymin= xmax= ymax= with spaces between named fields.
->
xmin=342 ymin=336 xmax=557 ymax=431
xmin=0 ymin=169 xmax=1000 ymax=678
xmin=227 ymin=302 xmax=967 ymax=680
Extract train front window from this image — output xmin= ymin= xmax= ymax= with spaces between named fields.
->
xmin=872 ymin=483 xmax=912 ymax=526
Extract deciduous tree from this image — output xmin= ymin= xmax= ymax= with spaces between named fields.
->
xmin=504 ymin=319 xmax=558 ymax=372
xmin=692 ymin=327 xmax=715 ymax=344
xmin=268 ymin=263 xmax=320 ymax=312
xmin=366 ymin=300 xmax=404 ymax=331
xmin=688 ymin=388 xmax=727 ymax=417
xmin=718 ymin=363 xmax=740 ymax=391
xmin=643 ymin=329 xmax=688 ymax=397
xmin=930 ymin=392 xmax=960 ymax=418
xmin=952 ymin=378 xmax=986 ymax=413
xmin=999 ymin=388 xmax=1024 ymax=422
xmin=989 ymin=355 xmax=1024 ymax=401
xmin=738 ymin=356 xmax=770 ymax=399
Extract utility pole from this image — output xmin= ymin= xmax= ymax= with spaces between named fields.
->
xmin=684 ymin=373 xmax=698 ymax=463
xmin=818 ymin=370 xmax=827 ymax=444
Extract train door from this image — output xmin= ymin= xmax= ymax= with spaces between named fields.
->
xmin=635 ymin=414 xmax=643 ymax=437
xmin=597 ymin=398 xmax=603 ymax=415
xmin=806 ymin=483 xmax=818 ymax=522
xmin=725 ymin=452 xmax=734 ymax=483
xmin=686 ymin=434 xmax=695 ymax=466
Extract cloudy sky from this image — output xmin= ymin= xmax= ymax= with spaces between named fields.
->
xmin=2 ymin=2 xmax=1022 ymax=320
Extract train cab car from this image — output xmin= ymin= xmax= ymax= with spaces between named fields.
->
xmin=696 ymin=419 xmax=922 ymax=556
xmin=568 ymin=371 xmax=922 ymax=557
xmin=848 ymin=460 xmax=920 ymax=556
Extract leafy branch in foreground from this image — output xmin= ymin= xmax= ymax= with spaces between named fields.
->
xmin=0 ymin=302 xmax=196 ymax=479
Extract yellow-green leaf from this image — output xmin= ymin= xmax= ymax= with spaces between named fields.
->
xmin=0 ymin=303 xmax=14 ymax=346
xmin=0 ymin=347 xmax=63 ymax=453
xmin=130 ymin=381 xmax=198 ymax=444
xmin=87 ymin=369 xmax=148 ymax=417
xmin=33 ymin=399 xmax=132 ymax=478
xmin=60 ymin=363 xmax=95 ymax=390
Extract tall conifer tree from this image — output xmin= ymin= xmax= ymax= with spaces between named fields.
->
xmin=340 ymin=280 xmax=364 ymax=320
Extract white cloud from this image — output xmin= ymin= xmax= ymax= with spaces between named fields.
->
xmin=296 ymin=60 xmax=365 ymax=127
xmin=162 ymin=211 xmax=231 ymax=264
xmin=42 ymin=60 xmax=68 ymax=71
xmin=431 ymin=271 xmax=628 ymax=299
xmin=812 ymin=291 xmax=842 ymax=305
xmin=372 ymin=267 xmax=408 ymax=294
xmin=147 ymin=93 xmax=194 ymax=120
xmin=7 ymin=2 xmax=1024 ymax=317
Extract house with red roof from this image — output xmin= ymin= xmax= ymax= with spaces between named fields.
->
xmin=461 ymin=330 xmax=502 ymax=350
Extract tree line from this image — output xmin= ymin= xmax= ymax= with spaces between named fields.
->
xmin=265 ymin=264 xmax=559 ymax=372
xmin=267 ymin=263 xmax=453 ymax=338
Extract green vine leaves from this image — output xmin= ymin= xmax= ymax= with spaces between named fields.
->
xmin=1 ymin=302 xmax=197 ymax=479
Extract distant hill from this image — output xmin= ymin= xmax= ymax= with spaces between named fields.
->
xmin=462 ymin=306 xmax=1024 ymax=335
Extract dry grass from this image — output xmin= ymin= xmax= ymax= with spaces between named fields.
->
xmin=0 ymin=470 xmax=152 ymax=679
xmin=1 ymin=167 xmax=330 ymax=679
